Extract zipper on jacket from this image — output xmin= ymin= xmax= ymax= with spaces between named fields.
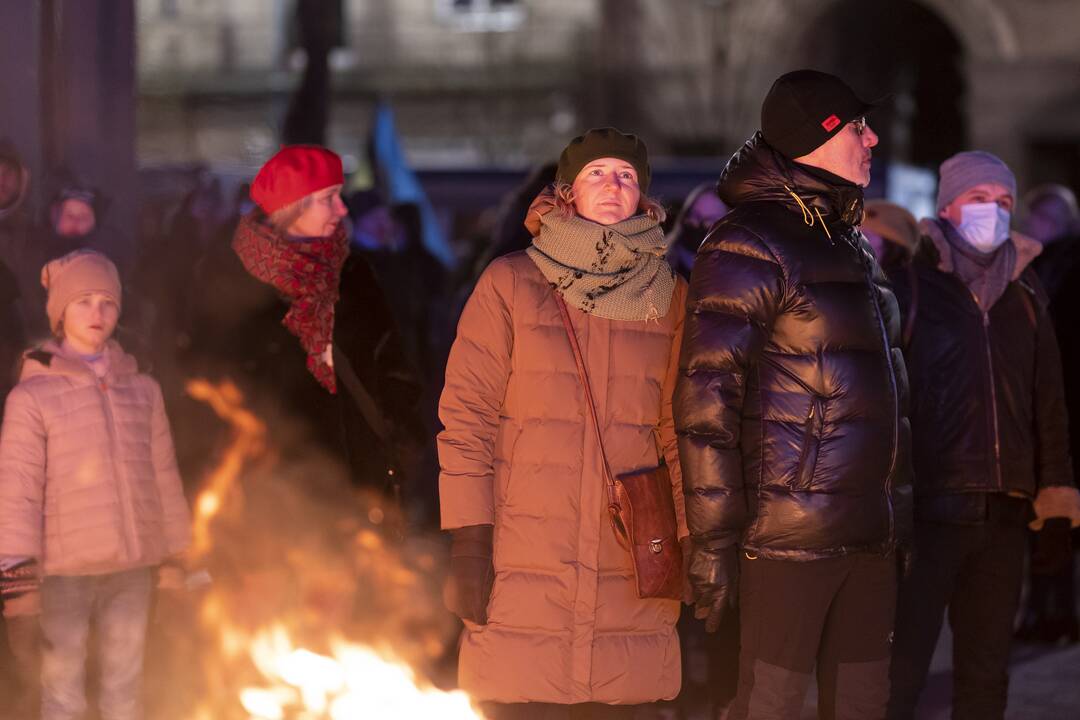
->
xmin=97 ymin=379 xmax=140 ymax=560
xmin=857 ymin=245 xmax=899 ymax=546
xmin=974 ymin=296 xmax=1004 ymax=491
xmin=792 ymin=396 xmax=823 ymax=490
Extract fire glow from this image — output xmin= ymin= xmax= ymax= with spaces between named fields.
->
xmin=183 ymin=379 xmax=481 ymax=720
xmin=239 ymin=625 xmax=480 ymax=719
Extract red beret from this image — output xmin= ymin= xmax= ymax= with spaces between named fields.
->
xmin=250 ymin=145 xmax=344 ymax=214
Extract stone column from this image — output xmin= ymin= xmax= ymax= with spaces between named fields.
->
xmin=0 ymin=0 xmax=137 ymax=267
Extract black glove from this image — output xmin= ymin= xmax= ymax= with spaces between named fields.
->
xmin=1031 ymin=517 xmax=1073 ymax=576
xmin=444 ymin=524 xmax=495 ymax=625
xmin=688 ymin=542 xmax=739 ymax=633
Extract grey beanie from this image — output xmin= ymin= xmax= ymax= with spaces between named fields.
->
xmin=936 ymin=151 xmax=1017 ymax=211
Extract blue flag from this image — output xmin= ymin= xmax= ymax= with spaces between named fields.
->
xmin=371 ymin=104 xmax=457 ymax=269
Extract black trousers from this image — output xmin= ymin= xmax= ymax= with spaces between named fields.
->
xmin=887 ymin=499 xmax=1028 ymax=720
xmin=674 ymin=603 xmax=739 ymax=715
xmin=727 ymin=553 xmax=896 ymax=720
xmin=480 ymin=702 xmax=640 ymax=720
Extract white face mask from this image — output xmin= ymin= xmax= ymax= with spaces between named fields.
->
xmin=955 ymin=202 xmax=1011 ymax=252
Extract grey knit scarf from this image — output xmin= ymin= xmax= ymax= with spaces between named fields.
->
xmin=527 ymin=212 xmax=675 ymax=321
xmin=936 ymin=218 xmax=1016 ymax=311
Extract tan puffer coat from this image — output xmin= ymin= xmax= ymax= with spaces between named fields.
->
xmin=438 ymin=252 xmax=688 ymax=704
xmin=0 ymin=341 xmax=191 ymax=576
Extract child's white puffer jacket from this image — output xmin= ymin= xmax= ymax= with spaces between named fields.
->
xmin=0 ymin=340 xmax=191 ymax=576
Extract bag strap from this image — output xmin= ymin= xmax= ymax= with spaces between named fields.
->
xmin=332 ymin=345 xmax=392 ymax=446
xmin=554 ymin=293 xmax=617 ymax=493
xmin=331 ymin=345 xmax=405 ymax=508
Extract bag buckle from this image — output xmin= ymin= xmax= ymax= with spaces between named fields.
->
xmin=649 ymin=538 xmax=663 ymax=554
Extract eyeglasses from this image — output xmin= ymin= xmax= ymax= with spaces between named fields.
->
xmin=851 ymin=116 xmax=868 ymax=135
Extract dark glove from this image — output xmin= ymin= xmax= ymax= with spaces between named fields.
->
xmin=688 ymin=542 xmax=739 ymax=633
xmin=1 ymin=559 xmax=41 ymax=618
xmin=443 ymin=524 xmax=495 ymax=625
xmin=1031 ymin=517 xmax=1073 ymax=576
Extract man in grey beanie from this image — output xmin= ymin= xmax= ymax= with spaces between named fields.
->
xmin=886 ymin=151 xmax=1080 ymax=719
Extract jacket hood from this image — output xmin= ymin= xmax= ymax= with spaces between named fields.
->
xmin=0 ymin=139 xmax=30 ymax=223
xmin=918 ymin=217 xmax=1043 ymax=281
xmin=19 ymin=339 xmax=138 ymax=382
xmin=717 ymin=132 xmax=865 ymax=229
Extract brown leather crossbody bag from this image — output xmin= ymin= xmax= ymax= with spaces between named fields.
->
xmin=555 ymin=294 xmax=682 ymax=600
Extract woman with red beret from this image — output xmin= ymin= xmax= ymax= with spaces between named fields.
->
xmin=186 ymin=145 xmax=425 ymax=505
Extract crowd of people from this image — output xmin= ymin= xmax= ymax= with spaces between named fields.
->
xmin=0 ymin=67 xmax=1078 ymax=719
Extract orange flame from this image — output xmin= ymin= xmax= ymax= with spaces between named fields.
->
xmin=175 ymin=379 xmax=475 ymax=719
xmin=185 ymin=379 xmax=266 ymax=559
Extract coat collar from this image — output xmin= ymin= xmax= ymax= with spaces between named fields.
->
xmin=918 ymin=217 xmax=1042 ymax=282
xmin=717 ymin=132 xmax=866 ymax=232
xmin=19 ymin=339 xmax=138 ymax=383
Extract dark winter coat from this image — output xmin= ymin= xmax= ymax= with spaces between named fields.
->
xmin=674 ymin=133 xmax=913 ymax=560
xmin=0 ymin=146 xmax=41 ymax=340
xmin=888 ymin=222 xmax=1073 ymax=523
xmin=184 ymin=224 xmax=425 ymax=496
xmin=1042 ymin=235 xmax=1080 ymax=485
xmin=0 ymin=259 xmax=24 ymax=408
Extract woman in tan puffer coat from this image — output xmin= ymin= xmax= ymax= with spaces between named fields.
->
xmin=439 ymin=128 xmax=688 ymax=719
xmin=0 ymin=249 xmax=191 ymax=720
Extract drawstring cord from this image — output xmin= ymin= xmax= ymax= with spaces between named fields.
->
xmin=784 ymin=184 xmax=833 ymax=242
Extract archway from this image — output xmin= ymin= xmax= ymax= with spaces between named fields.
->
xmin=794 ymin=0 xmax=966 ymax=172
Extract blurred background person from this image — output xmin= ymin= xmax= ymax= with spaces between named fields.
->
xmin=1026 ymin=184 xmax=1080 ymax=298
xmin=887 ymin=152 xmax=1080 ymax=719
xmin=0 ymin=140 xmax=39 ymax=340
xmin=861 ymin=199 xmax=920 ymax=270
xmin=1017 ymin=183 xmax=1080 ymax=646
xmin=41 ymin=171 xmax=108 ymax=261
xmin=864 ymin=200 xmax=921 ymax=347
xmin=665 ymin=182 xmax=730 ymax=280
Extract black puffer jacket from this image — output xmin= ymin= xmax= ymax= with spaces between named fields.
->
xmin=674 ymin=134 xmax=913 ymax=560
xmin=889 ymin=221 xmax=1073 ymax=523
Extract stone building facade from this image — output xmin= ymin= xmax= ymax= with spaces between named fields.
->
xmin=135 ymin=0 xmax=1080 ymax=189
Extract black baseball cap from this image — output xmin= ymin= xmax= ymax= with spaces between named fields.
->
xmin=761 ymin=70 xmax=880 ymax=160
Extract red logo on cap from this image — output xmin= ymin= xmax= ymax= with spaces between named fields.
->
xmin=821 ymin=114 xmax=841 ymax=132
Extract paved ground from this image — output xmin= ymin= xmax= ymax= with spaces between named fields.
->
xmin=905 ymin=624 xmax=1080 ymax=720
xmin=653 ymin=563 xmax=1080 ymax=720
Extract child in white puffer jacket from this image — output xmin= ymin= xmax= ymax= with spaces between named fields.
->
xmin=0 ymin=249 xmax=191 ymax=720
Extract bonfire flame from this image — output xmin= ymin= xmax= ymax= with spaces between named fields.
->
xmin=239 ymin=625 xmax=481 ymax=720
xmin=185 ymin=379 xmax=267 ymax=559
xmin=182 ymin=380 xmax=479 ymax=720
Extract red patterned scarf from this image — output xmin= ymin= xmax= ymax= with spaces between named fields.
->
xmin=232 ymin=213 xmax=349 ymax=393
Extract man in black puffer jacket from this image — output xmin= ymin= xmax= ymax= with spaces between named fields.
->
xmin=886 ymin=152 xmax=1080 ymax=720
xmin=674 ymin=70 xmax=913 ymax=720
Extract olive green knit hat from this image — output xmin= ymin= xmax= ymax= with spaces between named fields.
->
xmin=556 ymin=127 xmax=651 ymax=194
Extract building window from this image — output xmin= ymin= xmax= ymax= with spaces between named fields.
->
xmin=435 ymin=0 xmax=525 ymax=32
